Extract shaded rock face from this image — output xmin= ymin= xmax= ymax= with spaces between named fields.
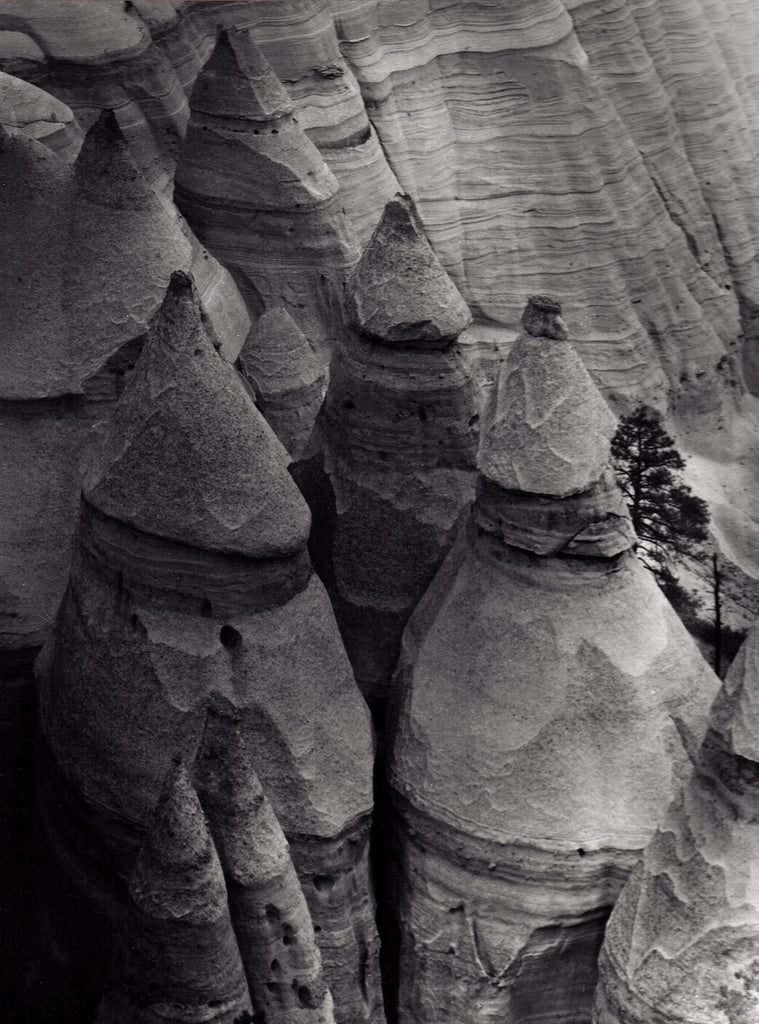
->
xmin=321 ymin=195 xmax=479 ymax=715
xmin=195 ymin=712 xmax=336 ymax=1024
xmin=95 ymin=764 xmax=253 ymax=1024
xmin=593 ymin=620 xmax=759 ymax=1024
xmin=36 ymin=273 xmax=383 ymax=1024
xmin=174 ymin=26 xmax=360 ymax=355
xmin=238 ymin=307 xmax=326 ymax=460
xmin=385 ymin=298 xmax=721 ymax=1024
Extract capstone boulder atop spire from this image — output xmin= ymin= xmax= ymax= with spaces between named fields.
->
xmin=479 ymin=295 xmax=616 ymax=497
xmin=190 ymin=27 xmax=294 ymax=123
xmin=346 ymin=194 xmax=471 ymax=346
xmin=83 ymin=271 xmax=311 ymax=558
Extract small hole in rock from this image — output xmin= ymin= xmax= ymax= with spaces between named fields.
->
xmin=577 ymin=848 xmax=586 ymax=858
xmin=270 ymin=959 xmax=279 ymax=972
xmin=220 ymin=625 xmax=242 ymax=652
xmin=313 ymin=875 xmax=334 ymax=894
xmin=342 ymin=399 xmax=355 ymax=411
xmin=130 ymin=613 xmax=139 ymax=632
xmin=201 ymin=599 xmax=213 ymax=618
xmin=265 ymin=904 xmax=281 ymax=923
xmin=298 ymin=986 xmax=315 ymax=1008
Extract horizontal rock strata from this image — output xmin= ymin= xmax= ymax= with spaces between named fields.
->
xmin=174 ymin=25 xmax=359 ymax=355
xmin=386 ymin=297 xmax=721 ymax=1024
xmin=36 ymin=272 xmax=383 ymax=1024
xmin=0 ymin=69 xmax=81 ymax=159
xmin=321 ymin=195 xmax=479 ymax=714
xmin=593 ymin=616 xmax=759 ymax=1024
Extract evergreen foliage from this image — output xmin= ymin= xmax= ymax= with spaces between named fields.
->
xmin=611 ymin=405 xmax=710 ymax=593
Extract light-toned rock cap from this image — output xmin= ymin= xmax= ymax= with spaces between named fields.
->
xmin=709 ymin=617 xmax=759 ymax=762
xmin=190 ymin=27 xmax=293 ymax=123
xmin=479 ymin=295 xmax=616 ymax=497
xmin=83 ymin=271 xmax=311 ymax=558
xmin=129 ymin=762 xmax=228 ymax=925
xmin=347 ymin=193 xmax=472 ymax=345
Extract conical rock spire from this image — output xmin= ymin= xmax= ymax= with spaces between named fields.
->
xmin=74 ymin=108 xmax=153 ymax=210
xmin=386 ymin=297 xmax=720 ymax=1024
xmin=95 ymin=763 xmax=253 ymax=1024
xmin=479 ymin=295 xmax=617 ymax=498
xmin=191 ymin=27 xmax=294 ymax=123
xmin=195 ymin=711 xmax=336 ymax=1024
xmin=347 ymin=193 xmax=471 ymax=346
xmin=593 ymin=621 xmax=759 ymax=1024
xmin=83 ymin=270 xmax=310 ymax=558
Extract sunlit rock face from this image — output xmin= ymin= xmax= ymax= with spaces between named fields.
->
xmin=593 ymin=619 xmax=759 ymax=1024
xmin=385 ymin=297 xmax=722 ymax=1024
xmin=0 ymin=70 xmax=81 ymax=159
xmin=321 ymin=195 xmax=479 ymax=715
xmin=36 ymin=274 xmax=383 ymax=1024
xmin=95 ymin=764 xmax=254 ymax=1024
xmin=174 ymin=25 xmax=360 ymax=355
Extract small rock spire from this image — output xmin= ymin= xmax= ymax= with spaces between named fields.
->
xmin=520 ymin=294 xmax=569 ymax=340
xmin=95 ymin=763 xmax=253 ymax=1023
xmin=347 ymin=193 xmax=471 ymax=346
xmin=195 ymin=711 xmax=336 ymax=1024
xmin=74 ymin=108 xmax=152 ymax=210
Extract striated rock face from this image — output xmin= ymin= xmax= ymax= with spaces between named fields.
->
xmin=36 ymin=272 xmax=382 ymax=1024
xmin=96 ymin=764 xmax=253 ymax=1024
xmin=385 ymin=297 xmax=721 ymax=1024
xmin=174 ymin=25 xmax=360 ymax=354
xmin=195 ymin=711 xmax=336 ymax=1024
xmin=593 ymin=619 xmax=759 ymax=1024
xmin=238 ymin=307 xmax=326 ymax=460
xmin=321 ymin=195 xmax=479 ymax=714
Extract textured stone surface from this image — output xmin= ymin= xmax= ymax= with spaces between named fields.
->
xmin=195 ymin=711 xmax=336 ymax=1024
xmin=0 ymin=70 xmax=81 ymax=159
xmin=594 ymin=620 xmax=759 ymax=1024
xmin=480 ymin=296 xmax=618 ymax=498
xmin=386 ymin=300 xmax=721 ymax=1024
xmin=0 ymin=112 xmax=248 ymax=665
xmin=174 ymin=25 xmax=360 ymax=355
xmin=95 ymin=764 xmax=253 ymax=1024
xmin=37 ymin=273 xmax=383 ymax=1024
xmin=321 ymin=195 xmax=478 ymax=713
xmin=238 ymin=307 xmax=326 ymax=460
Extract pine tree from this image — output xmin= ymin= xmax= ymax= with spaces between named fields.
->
xmin=611 ymin=406 xmax=710 ymax=607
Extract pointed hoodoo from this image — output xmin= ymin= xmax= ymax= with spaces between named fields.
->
xmin=385 ymin=297 xmax=720 ymax=1024
xmin=346 ymin=194 xmax=471 ymax=346
xmin=195 ymin=711 xmax=336 ymax=1024
xmin=174 ymin=25 xmax=359 ymax=353
xmin=74 ymin=108 xmax=153 ymax=209
xmin=321 ymin=194 xmax=478 ymax=716
xmin=83 ymin=270 xmax=309 ymax=559
xmin=95 ymin=763 xmax=253 ymax=1024
xmin=40 ymin=272 xmax=382 ymax=1022
xmin=593 ymin=621 xmax=759 ymax=1024
xmin=238 ymin=307 xmax=326 ymax=459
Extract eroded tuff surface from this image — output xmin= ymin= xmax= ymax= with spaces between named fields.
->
xmin=386 ymin=298 xmax=721 ymax=1024
xmin=36 ymin=274 xmax=383 ymax=1024
xmin=195 ymin=712 xmax=336 ymax=1024
xmin=321 ymin=195 xmax=478 ymax=714
xmin=238 ymin=307 xmax=326 ymax=460
xmin=174 ymin=25 xmax=359 ymax=354
xmin=593 ymin=619 xmax=759 ymax=1024
xmin=96 ymin=764 xmax=253 ymax=1024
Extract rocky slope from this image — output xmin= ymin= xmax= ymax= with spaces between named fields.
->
xmin=385 ymin=297 xmax=722 ymax=1024
xmin=593 ymin=618 xmax=759 ymax=1024
xmin=34 ymin=273 xmax=383 ymax=1024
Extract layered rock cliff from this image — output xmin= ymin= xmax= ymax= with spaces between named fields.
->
xmin=593 ymin=617 xmax=759 ymax=1024
xmin=34 ymin=273 xmax=383 ymax=1024
xmin=320 ymin=194 xmax=479 ymax=715
xmin=385 ymin=297 xmax=722 ymax=1024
